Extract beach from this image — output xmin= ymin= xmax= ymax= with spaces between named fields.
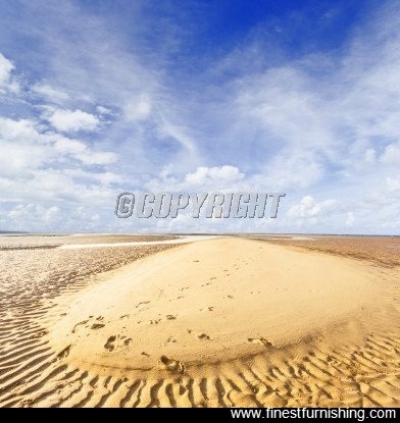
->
xmin=0 ymin=234 xmax=399 ymax=407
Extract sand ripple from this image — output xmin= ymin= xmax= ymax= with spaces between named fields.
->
xmin=0 ymin=237 xmax=399 ymax=407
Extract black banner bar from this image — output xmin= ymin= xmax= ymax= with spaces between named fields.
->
xmin=13 ymin=407 xmax=400 ymax=420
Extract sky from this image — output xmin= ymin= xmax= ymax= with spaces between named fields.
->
xmin=0 ymin=0 xmax=399 ymax=235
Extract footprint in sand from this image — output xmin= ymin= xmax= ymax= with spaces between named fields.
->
xmin=158 ymin=355 xmax=185 ymax=373
xmin=166 ymin=314 xmax=177 ymax=320
xmin=104 ymin=335 xmax=132 ymax=351
xmin=72 ymin=315 xmax=105 ymax=333
xmin=187 ymin=329 xmax=212 ymax=340
xmin=135 ymin=301 xmax=151 ymax=308
xmin=197 ymin=333 xmax=211 ymax=340
xmin=199 ymin=306 xmax=214 ymax=312
xmin=57 ymin=345 xmax=72 ymax=359
xmin=169 ymin=296 xmax=184 ymax=302
xmin=72 ymin=320 xmax=89 ymax=333
xmin=138 ymin=318 xmax=162 ymax=325
xmin=104 ymin=336 xmax=116 ymax=351
xmin=30 ymin=330 xmax=49 ymax=339
xmin=90 ymin=323 xmax=105 ymax=330
xmin=248 ymin=337 xmax=274 ymax=348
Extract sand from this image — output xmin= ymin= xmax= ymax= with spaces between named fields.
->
xmin=0 ymin=235 xmax=399 ymax=407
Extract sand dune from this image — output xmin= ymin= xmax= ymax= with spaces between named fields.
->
xmin=0 ymin=236 xmax=399 ymax=407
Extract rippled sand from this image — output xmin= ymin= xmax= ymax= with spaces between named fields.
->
xmin=0 ymin=234 xmax=399 ymax=407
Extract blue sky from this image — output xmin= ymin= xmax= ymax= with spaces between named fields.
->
xmin=0 ymin=0 xmax=399 ymax=234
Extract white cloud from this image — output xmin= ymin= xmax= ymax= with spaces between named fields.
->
xmin=380 ymin=142 xmax=400 ymax=165
xmin=0 ymin=117 xmax=118 ymax=178
xmin=157 ymin=115 xmax=198 ymax=155
xmin=47 ymin=109 xmax=100 ymax=133
xmin=286 ymin=196 xmax=340 ymax=229
xmin=184 ymin=165 xmax=244 ymax=187
xmin=0 ymin=52 xmax=19 ymax=93
xmin=54 ymin=137 xmax=86 ymax=155
xmin=346 ymin=212 xmax=355 ymax=227
xmin=62 ymin=168 xmax=122 ymax=185
xmin=0 ymin=117 xmax=41 ymax=143
xmin=53 ymin=137 xmax=117 ymax=165
xmin=146 ymin=165 xmax=248 ymax=194
xmin=123 ymin=95 xmax=151 ymax=121
xmin=287 ymin=196 xmax=330 ymax=218
xmin=5 ymin=203 xmax=103 ymax=232
xmin=93 ymin=171 xmax=122 ymax=185
xmin=96 ymin=105 xmax=112 ymax=115
xmin=235 ymin=66 xmax=333 ymax=150
xmin=7 ymin=204 xmax=62 ymax=228
xmin=0 ymin=53 xmax=13 ymax=85
xmin=0 ymin=118 xmax=51 ymax=177
xmin=31 ymin=83 xmax=70 ymax=103
xmin=386 ymin=177 xmax=400 ymax=193
xmin=260 ymin=150 xmax=324 ymax=191
xmin=80 ymin=151 xmax=118 ymax=166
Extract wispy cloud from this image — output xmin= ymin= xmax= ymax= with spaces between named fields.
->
xmin=0 ymin=1 xmax=399 ymax=233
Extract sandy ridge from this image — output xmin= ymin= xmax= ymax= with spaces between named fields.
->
xmin=0 ymin=236 xmax=399 ymax=407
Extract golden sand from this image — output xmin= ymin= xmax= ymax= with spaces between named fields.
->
xmin=0 ymin=235 xmax=399 ymax=407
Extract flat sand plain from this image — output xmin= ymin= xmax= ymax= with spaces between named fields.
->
xmin=0 ymin=234 xmax=399 ymax=408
